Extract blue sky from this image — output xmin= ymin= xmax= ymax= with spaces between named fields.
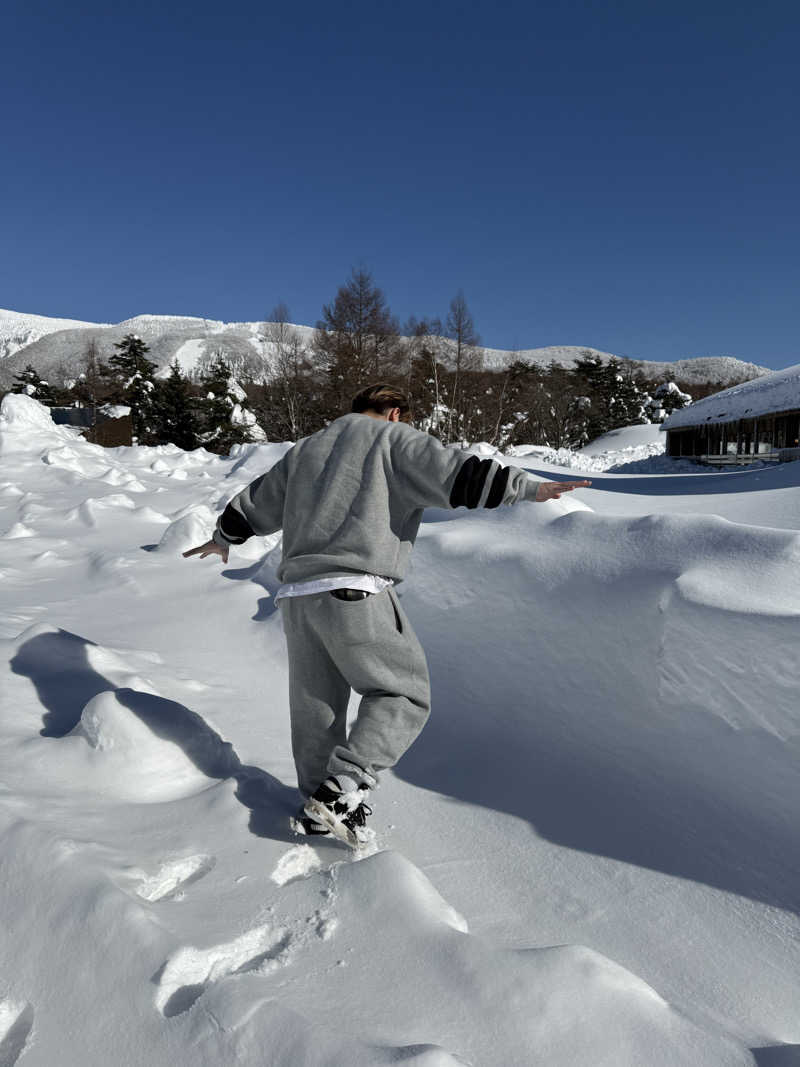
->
xmin=2 ymin=0 xmax=798 ymax=368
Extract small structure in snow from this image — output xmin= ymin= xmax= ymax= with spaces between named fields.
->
xmin=50 ymin=404 xmax=133 ymax=447
xmin=662 ymin=363 xmax=800 ymax=465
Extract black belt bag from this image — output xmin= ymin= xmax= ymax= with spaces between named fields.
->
xmin=330 ymin=588 xmax=372 ymax=601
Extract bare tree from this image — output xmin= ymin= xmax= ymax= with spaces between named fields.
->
xmin=403 ymin=317 xmax=448 ymax=436
xmin=261 ymin=302 xmax=315 ymax=440
xmin=442 ymin=291 xmax=483 ymax=444
xmin=313 ymin=268 xmax=400 ymax=415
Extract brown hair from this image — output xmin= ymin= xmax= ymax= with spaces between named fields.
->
xmin=351 ymin=383 xmax=413 ymax=423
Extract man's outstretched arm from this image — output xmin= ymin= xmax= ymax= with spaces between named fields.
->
xmin=183 ymin=453 xmax=289 ymax=564
xmin=392 ymin=429 xmax=590 ymax=509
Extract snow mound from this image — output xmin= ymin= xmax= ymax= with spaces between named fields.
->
xmin=156 ymin=505 xmax=220 ymax=554
xmin=261 ymin=850 xmax=753 ymax=1067
xmin=67 ymin=689 xmax=218 ymax=802
xmin=2 ymin=521 xmax=35 ymax=539
xmin=580 ymin=423 xmax=666 ymax=455
xmin=0 ymin=393 xmax=78 ymax=453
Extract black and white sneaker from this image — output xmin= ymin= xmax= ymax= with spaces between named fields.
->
xmin=303 ymin=775 xmax=375 ymax=849
xmin=289 ymin=808 xmax=332 ymax=838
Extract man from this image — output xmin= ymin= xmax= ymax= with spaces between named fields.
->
xmin=184 ymin=384 xmax=590 ymax=847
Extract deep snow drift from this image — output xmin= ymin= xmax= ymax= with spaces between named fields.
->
xmin=1 ymin=395 xmax=799 ymax=1066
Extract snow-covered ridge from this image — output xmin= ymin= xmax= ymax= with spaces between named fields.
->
xmin=663 ymin=361 xmax=800 ymax=429
xmin=0 ymin=308 xmax=110 ymax=362
xmin=0 ymin=307 xmax=772 ymax=386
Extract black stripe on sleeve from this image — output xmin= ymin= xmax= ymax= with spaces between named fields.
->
xmin=484 ymin=464 xmax=510 ymax=508
xmin=219 ymin=503 xmax=255 ymax=544
xmin=449 ymin=456 xmax=495 ymax=509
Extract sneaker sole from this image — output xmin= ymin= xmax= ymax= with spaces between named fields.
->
xmin=304 ymin=798 xmax=372 ymax=850
xmin=289 ymin=814 xmax=331 ymax=837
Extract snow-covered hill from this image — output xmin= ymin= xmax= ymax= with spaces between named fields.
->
xmin=0 ymin=308 xmax=772 ymax=387
xmin=480 ymin=345 xmax=770 ymax=384
xmin=0 ymin=308 xmax=110 ymax=363
xmin=1 ymin=394 xmax=799 ymax=1064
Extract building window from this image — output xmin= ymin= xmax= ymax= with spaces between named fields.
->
xmin=739 ymin=419 xmax=754 ymax=454
xmin=725 ymin=423 xmax=738 ymax=455
xmin=757 ymin=418 xmax=774 ymax=454
xmin=775 ymin=416 xmax=788 ymax=450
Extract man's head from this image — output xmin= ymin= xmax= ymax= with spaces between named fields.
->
xmin=351 ymin=384 xmax=413 ymax=424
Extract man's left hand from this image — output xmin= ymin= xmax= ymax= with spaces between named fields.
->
xmin=535 ymin=479 xmax=592 ymax=502
xmin=183 ymin=539 xmax=229 ymax=563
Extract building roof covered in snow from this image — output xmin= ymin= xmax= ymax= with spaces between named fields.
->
xmin=662 ymin=363 xmax=800 ymax=430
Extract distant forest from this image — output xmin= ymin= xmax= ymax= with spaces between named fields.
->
xmin=2 ymin=269 xmax=752 ymax=453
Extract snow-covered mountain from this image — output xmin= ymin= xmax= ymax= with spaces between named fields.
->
xmin=0 ymin=308 xmax=111 ymax=363
xmin=0 ymin=308 xmax=772 ymax=388
xmin=1 ymin=394 xmax=799 ymax=1064
xmin=480 ymin=345 xmax=770 ymax=384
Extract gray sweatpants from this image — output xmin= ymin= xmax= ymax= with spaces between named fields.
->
xmin=279 ymin=586 xmax=431 ymax=797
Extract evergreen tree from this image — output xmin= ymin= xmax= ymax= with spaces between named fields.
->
xmin=105 ymin=334 xmax=158 ymax=441
xmin=649 ymin=381 xmax=692 ymax=421
xmin=610 ymin=358 xmax=650 ymax=427
xmin=195 ymin=354 xmax=255 ymax=454
xmin=572 ymin=353 xmax=648 ymax=441
xmin=151 ymin=361 xmax=200 ymax=449
xmin=11 ymin=365 xmax=56 ymax=405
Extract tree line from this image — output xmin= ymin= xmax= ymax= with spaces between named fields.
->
xmin=6 ymin=267 xmax=701 ymax=453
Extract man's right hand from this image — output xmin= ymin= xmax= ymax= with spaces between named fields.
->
xmin=535 ymin=479 xmax=592 ymax=502
xmin=183 ymin=539 xmax=229 ymax=563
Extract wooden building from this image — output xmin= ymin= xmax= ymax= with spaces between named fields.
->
xmin=662 ymin=364 xmax=800 ymax=465
xmin=51 ymin=405 xmax=133 ymax=447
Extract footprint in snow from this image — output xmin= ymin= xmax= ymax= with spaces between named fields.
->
xmin=0 ymin=1000 xmax=34 ymax=1067
xmin=154 ymin=899 xmax=338 ymax=1017
xmin=134 ymin=854 xmax=216 ymax=902
xmin=155 ymin=923 xmax=297 ymax=1017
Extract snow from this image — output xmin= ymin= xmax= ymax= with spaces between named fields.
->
xmin=2 ymin=397 xmax=800 ymax=1064
xmin=98 ymin=404 xmax=131 ymax=418
xmin=0 ymin=308 xmax=109 ymax=361
xmin=163 ymin=338 xmax=207 ymax=378
xmin=663 ymin=361 xmax=800 ymax=429
xmin=0 ymin=308 xmax=774 ymax=388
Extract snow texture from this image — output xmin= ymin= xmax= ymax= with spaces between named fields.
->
xmin=1 ymin=397 xmax=799 ymax=1065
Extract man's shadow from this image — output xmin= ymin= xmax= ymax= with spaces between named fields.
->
xmin=10 ymin=629 xmax=298 ymax=841
xmin=219 ymin=557 xmax=281 ymax=621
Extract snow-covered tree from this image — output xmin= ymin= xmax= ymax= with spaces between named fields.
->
xmin=195 ymin=354 xmax=264 ymax=453
xmin=11 ymin=365 xmax=56 ymax=406
xmin=573 ymin=353 xmax=649 ymax=440
xmin=104 ymin=334 xmax=158 ymax=441
xmin=151 ymin=361 xmax=199 ymax=450
xmin=648 ymin=381 xmax=692 ymax=422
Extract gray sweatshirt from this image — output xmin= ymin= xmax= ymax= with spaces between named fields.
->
xmin=213 ymin=413 xmax=544 ymax=584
